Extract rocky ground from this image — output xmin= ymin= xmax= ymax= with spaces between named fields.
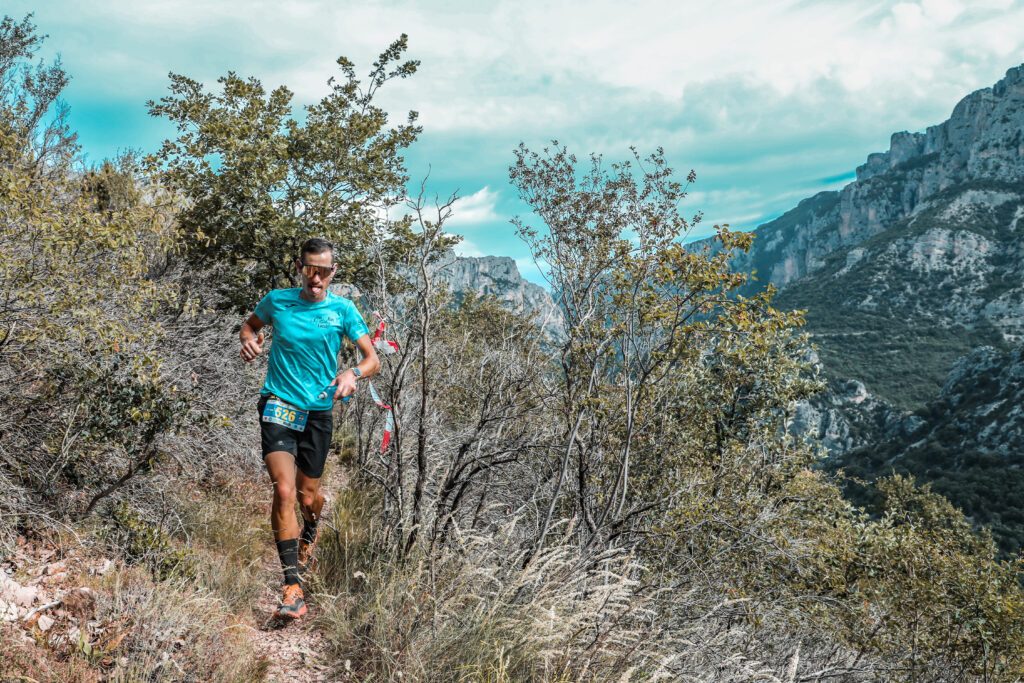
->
xmin=2 ymin=536 xmax=128 ymax=680
xmin=250 ymin=564 xmax=334 ymax=682
xmin=1 ymin=468 xmax=352 ymax=682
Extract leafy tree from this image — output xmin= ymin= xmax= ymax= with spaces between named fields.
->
xmin=509 ymin=142 xmax=818 ymax=559
xmin=0 ymin=13 xmax=77 ymax=176
xmin=148 ymin=35 xmax=422 ymax=312
xmin=0 ymin=17 xmax=185 ymax=526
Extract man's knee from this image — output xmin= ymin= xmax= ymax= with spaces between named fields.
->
xmin=297 ymin=488 xmax=317 ymax=511
xmin=274 ymin=480 xmax=297 ymax=505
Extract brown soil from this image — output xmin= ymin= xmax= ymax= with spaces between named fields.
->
xmin=1 ymin=463 xmax=349 ymax=682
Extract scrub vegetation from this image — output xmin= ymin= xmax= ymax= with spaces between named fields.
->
xmin=3 ymin=13 xmax=1024 ymax=682
xmin=775 ymin=182 xmax=1024 ymax=411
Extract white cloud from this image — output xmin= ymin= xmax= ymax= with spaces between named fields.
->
xmin=19 ymin=0 xmax=1024 ymax=137
xmin=686 ymin=188 xmax=760 ymax=208
xmin=453 ymin=238 xmax=486 ymax=258
xmin=447 ymin=186 xmax=501 ymax=227
xmin=922 ymin=0 xmax=964 ymax=24
xmin=9 ymin=0 xmax=1024 ymax=266
xmin=891 ymin=2 xmax=926 ymax=29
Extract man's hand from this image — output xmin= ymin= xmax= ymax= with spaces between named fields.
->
xmin=240 ymin=331 xmax=265 ymax=362
xmin=330 ymin=369 xmax=358 ymax=401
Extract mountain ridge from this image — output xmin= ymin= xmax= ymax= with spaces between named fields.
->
xmin=724 ymin=64 xmax=1024 ymax=296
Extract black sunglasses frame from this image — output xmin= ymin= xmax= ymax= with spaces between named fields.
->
xmin=298 ymin=261 xmax=336 ymax=279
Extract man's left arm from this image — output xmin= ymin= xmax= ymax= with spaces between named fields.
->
xmin=331 ymin=334 xmax=381 ymax=401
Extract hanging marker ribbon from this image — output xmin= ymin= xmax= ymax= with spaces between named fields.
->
xmin=367 ymin=379 xmax=394 ymax=452
xmin=371 ymin=310 xmax=400 ymax=355
xmin=367 ymin=311 xmax=397 ymax=453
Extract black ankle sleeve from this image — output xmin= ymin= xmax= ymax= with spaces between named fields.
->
xmin=275 ymin=538 xmax=300 ymax=585
xmin=301 ymin=517 xmax=319 ymax=545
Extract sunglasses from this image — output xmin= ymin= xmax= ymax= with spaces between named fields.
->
xmin=299 ymin=262 xmax=336 ymax=280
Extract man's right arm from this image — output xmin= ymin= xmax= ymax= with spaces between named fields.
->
xmin=240 ymin=314 xmax=266 ymax=363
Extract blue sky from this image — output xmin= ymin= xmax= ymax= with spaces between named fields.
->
xmin=9 ymin=0 xmax=1024 ymax=283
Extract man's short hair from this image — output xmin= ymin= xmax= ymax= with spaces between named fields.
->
xmin=300 ymin=237 xmax=334 ymax=261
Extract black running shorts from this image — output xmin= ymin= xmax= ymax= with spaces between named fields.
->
xmin=257 ymin=395 xmax=333 ymax=478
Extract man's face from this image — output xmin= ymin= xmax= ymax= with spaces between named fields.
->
xmin=297 ymin=250 xmax=335 ymax=300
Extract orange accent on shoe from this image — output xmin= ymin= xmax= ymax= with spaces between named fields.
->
xmin=275 ymin=583 xmax=307 ymax=620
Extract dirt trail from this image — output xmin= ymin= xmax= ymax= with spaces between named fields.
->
xmin=247 ymin=463 xmax=348 ymax=683
xmin=250 ymin=584 xmax=333 ymax=682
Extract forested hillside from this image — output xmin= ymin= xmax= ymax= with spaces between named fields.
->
xmin=3 ymin=15 xmax=1024 ymax=682
xmin=837 ymin=345 xmax=1024 ymax=554
xmin=710 ymin=64 xmax=1024 ymax=555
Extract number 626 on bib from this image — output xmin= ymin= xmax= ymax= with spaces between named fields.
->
xmin=261 ymin=396 xmax=309 ymax=431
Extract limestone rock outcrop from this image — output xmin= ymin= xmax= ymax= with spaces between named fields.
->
xmin=433 ymin=254 xmax=565 ymax=341
xmin=722 ymin=65 xmax=1024 ymax=294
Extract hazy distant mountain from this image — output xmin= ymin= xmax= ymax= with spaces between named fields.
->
xmin=739 ymin=64 xmax=1024 ymax=412
xmin=726 ymin=64 xmax=1024 ymax=552
xmin=333 ymin=253 xmax=564 ymax=341
xmin=433 ymin=254 xmax=566 ymax=341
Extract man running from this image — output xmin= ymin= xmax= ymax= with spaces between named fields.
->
xmin=239 ymin=237 xmax=380 ymax=620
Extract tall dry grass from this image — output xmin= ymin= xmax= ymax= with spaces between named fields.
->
xmin=0 ymin=467 xmax=27 ymax=556
xmin=93 ymin=564 xmax=268 ymax=682
xmin=308 ymin=481 xmax=881 ymax=682
xmin=176 ymin=480 xmax=271 ymax=618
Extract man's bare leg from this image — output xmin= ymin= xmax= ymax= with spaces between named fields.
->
xmin=296 ymin=470 xmax=325 ymax=525
xmin=265 ymin=451 xmax=301 ymax=540
xmin=296 ymin=470 xmax=324 ymax=570
xmin=264 ymin=450 xmax=307 ymax=619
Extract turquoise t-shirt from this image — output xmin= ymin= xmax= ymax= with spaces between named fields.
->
xmin=253 ymin=288 xmax=370 ymax=411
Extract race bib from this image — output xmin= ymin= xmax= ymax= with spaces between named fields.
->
xmin=261 ymin=396 xmax=309 ymax=431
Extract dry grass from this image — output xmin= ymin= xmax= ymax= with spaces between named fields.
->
xmin=176 ymin=479 xmax=271 ymax=618
xmin=309 ymin=487 xmax=671 ymax=681
xmin=1 ymin=623 xmax=104 ymax=682
xmin=0 ymin=467 xmax=27 ymax=556
xmin=93 ymin=470 xmax=274 ymax=679
xmin=304 ymin=479 xmax=898 ymax=683
xmin=91 ymin=564 xmax=268 ymax=682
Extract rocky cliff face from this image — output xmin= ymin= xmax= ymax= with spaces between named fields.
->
xmin=422 ymin=66 xmax=1024 ymax=553
xmin=433 ymin=254 xmax=565 ymax=340
xmin=935 ymin=345 xmax=1024 ymax=456
xmin=735 ymin=65 xmax=1024 ymax=293
xmin=790 ymin=377 xmax=912 ymax=454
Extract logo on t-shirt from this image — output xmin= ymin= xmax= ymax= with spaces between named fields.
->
xmin=313 ymin=313 xmax=340 ymax=329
